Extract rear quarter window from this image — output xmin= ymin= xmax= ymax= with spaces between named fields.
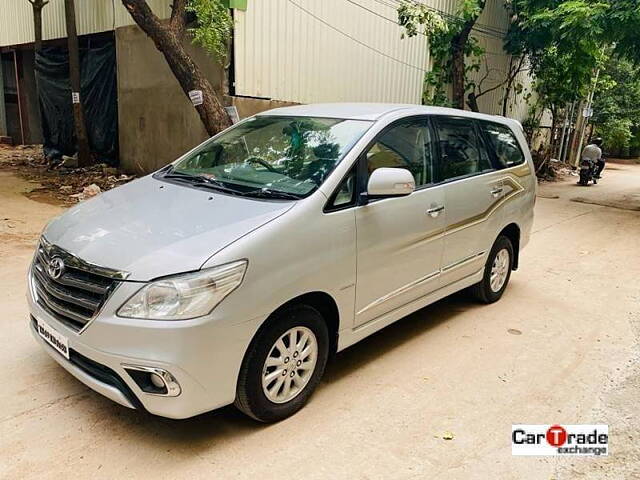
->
xmin=480 ymin=122 xmax=526 ymax=169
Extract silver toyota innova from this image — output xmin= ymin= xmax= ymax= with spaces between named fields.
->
xmin=28 ymin=104 xmax=535 ymax=422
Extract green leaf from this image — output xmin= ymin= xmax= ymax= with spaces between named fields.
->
xmin=188 ymin=0 xmax=233 ymax=61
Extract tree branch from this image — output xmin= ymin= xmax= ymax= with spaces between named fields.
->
xmin=121 ymin=0 xmax=165 ymax=38
xmin=121 ymin=0 xmax=231 ymax=136
xmin=476 ymin=80 xmax=507 ymax=99
xmin=170 ymin=0 xmax=187 ymax=34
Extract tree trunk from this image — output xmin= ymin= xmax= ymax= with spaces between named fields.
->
xmin=549 ymin=107 xmax=558 ymax=159
xmin=502 ymin=56 xmax=526 ymax=117
xmin=121 ymin=0 xmax=231 ymax=136
xmin=502 ymin=56 xmax=515 ymax=117
xmin=467 ymin=92 xmax=480 ymax=112
xmin=29 ymin=0 xmax=48 ymax=52
xmin=501 ymin=85 xmax=512 ymax=117
xmin=450 ymin=26 xmax=472 ymax=110
xmin=64 ymin=0 xmax=92 ymax=166
xmin=29 ymin=0 xmax=48 ymax=157
xmin=449 ymin=0 xmax=486 ymax=110
xmin=569 ymin=100 xmax=586 ymax=167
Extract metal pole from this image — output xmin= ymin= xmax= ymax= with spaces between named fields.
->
xmin=0 ymin=55 xmax=7 ymax=137
xmin=574 ymin=68 xmax=601 ymax=167
xmin=561 ymin=101 xmax=576 ymax=164
xmin=557 ymin=102 xmax=569 ymax=161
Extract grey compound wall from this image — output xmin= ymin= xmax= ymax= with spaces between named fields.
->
xmin=115 ymin=25 xmax=225 ymax=174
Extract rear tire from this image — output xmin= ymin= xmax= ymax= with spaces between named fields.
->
xmin=235 ymin=304 xmax=329 ymax=422
xmin=471 ymin=235 xmax=514 ymax=304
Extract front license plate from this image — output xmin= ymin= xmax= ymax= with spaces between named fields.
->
xmin=35 ymin=319 xmax=69 ymax=359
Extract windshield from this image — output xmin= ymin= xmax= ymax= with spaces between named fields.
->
xmin=169 ymin=116 xmax=372 ymax=198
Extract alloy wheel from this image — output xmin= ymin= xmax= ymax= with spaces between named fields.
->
xmin=261 ymin=326 xmax=318 ymax=404
xmin=490 ymin=248 xmax=510 ymax=293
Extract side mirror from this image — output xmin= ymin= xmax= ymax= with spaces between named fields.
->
xmin=366 ymin=168 xmax=415 ymax=198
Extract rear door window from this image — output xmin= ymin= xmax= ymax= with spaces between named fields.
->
xmin=433 ymin=117 xmax=493 ymax=182
xmin=480 ymin=122 xmax=526 ymax=168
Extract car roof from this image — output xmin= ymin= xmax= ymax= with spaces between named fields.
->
xmin=257 ymin=103 xmax=518 ymax=126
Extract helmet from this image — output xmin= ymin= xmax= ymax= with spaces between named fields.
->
xmin=593 ymin=137 xmax=603 ymax=146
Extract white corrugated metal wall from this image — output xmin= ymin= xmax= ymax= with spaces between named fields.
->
xmin=0 ymin=0 xmax=534 ymax=120
xmin=234 ymin=0 xmax=534 ymax=120
xmin=234 ymin=0 xmax=428 ymax=104
xmin=0 ymin=0 xmax=172 ymax=47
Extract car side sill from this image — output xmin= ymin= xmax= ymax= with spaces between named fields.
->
xmin=338 ymin=268 xmax=484 ymax=352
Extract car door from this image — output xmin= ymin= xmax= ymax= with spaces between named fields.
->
xmin=354 ymin=117 xmax=446 ymax=327
xmin=433 ymin=116 xmax=505 ymax=287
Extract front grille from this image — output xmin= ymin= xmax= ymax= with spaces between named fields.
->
xmin=31 ymin=240 xmax=123 ymax=332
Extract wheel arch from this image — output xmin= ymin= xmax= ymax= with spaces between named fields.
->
xmin=499 ymin=223 xmax=521 ymax=270
xmin=251 ymin=291 xmax=340 ymax=360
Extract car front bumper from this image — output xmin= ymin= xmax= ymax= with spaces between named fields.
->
xmin=27 ymin=270 xmax=266 ymax=419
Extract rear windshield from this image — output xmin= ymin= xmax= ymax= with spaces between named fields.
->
xmin=171 ymin=115 xmax=372 ymax=197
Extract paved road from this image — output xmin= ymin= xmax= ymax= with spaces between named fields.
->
xmin=1 ymin=164 xmax=639 ymax=479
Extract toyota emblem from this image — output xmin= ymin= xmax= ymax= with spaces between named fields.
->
xmin=47 ymin=257 xmax=65 ymax=280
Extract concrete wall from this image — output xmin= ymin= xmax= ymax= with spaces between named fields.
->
xmin=116 ymin=25 xmax=225 ymax=174
xmin=116 ymin=25 xmax=300 ymax=174
xmin=230 ymin=96 xmax=297 ymax=118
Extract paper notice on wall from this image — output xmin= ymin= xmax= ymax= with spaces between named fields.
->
xmin=189 ymin=90 xmax=204 ymax=106
xmin=224 ymin=106 xmax=240 ymax=124
xmin=71 ymin=92 xmax=80 ymax=104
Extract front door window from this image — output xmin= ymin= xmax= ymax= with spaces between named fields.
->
xmin=365 ymin=120 xmax=434 ymax=187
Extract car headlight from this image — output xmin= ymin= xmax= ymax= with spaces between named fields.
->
xmin=117 ymin=260 xmax=247 ymax=320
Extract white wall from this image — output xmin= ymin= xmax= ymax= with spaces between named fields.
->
xmin=233 ymin=0 xmax=536 ymax=121
xmin=0 ymin=0 xmax=171 ymax=47
xmin=233 ymin=0 xmax=428 ymax=104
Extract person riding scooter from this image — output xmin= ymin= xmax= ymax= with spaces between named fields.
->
xmin=582 ymin=137 xmax=605 ymax=179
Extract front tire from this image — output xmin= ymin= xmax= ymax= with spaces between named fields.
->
xmin=235 ymin=304 xmax=329 ymax=422
xmin=471 ymin=235 xmax=514 ymax=304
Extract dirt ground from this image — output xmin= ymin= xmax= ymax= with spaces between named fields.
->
xmin=1 ymin=159 xmax=639 ymax=479
xmin=0 ymin=145 xmax=134 ymax=206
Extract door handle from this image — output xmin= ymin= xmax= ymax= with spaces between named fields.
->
xmin=426 ymin=205 xmax=445 ymax=218
xmin=490 ymin=187 xmax=504 ymax=198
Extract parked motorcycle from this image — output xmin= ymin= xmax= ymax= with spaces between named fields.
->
xmin=578 ymin=158 xmax=598 ymax=186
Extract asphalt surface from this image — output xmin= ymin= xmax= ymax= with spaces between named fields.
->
xmin=1 ymin=162 xmax=639 ymax=479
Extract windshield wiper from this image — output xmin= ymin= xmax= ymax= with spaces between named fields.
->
xmin=241 ymin=188 xmax=303 ymax=200
xmin=163 ymin=168 xmax=302 ymax=200
xmin=163 ymin=170 xmax=243 ymax=196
